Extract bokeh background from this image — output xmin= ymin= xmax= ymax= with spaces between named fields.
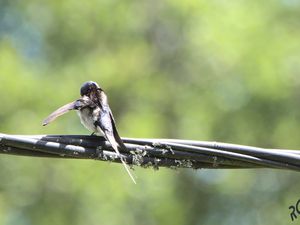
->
xmin=1 ymin=0 xmax=300 ymax=224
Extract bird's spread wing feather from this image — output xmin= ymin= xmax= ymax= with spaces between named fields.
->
xmin=42 ymin=99 xmax=91 ymax=126
xmin=42 ymin=101 xmax=77 ymax=126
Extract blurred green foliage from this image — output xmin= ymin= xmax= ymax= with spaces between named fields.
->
xmin=1 ymin=0 xmax=300 ymax=224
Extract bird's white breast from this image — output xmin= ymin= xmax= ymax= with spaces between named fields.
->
xmin=77 ymin=107 xmax=97 ymax=133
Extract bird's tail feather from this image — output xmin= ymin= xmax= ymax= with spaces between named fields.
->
xmin=105 ymin=134 xmax=136 ymax=184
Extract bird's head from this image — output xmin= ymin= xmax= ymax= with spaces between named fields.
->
xmin=80 ymin=81 xmax=101 ymax=96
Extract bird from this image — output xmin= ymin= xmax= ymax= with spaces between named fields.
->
xmin=43 ymin=81 xmax=136 ymax=184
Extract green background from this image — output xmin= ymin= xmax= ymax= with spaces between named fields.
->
xmin=1 ymin=0 xmax=300 ymax=224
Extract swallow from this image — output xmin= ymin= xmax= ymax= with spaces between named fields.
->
xmin=43 ymin=81 xmax=136 ymax=184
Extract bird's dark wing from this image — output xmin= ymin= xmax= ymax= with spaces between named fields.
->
xmin=96 ymin=108 xmax=126 ymax=151
xmin=42 ymin=99 xmax=90 ymax=126
xmin=109 ymin=109 xmax=126 ymax=150
xmin=94 ymin=90 xmax=126 ymax=150
xmin=93 ymin=90 xmax=135 ymax=183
